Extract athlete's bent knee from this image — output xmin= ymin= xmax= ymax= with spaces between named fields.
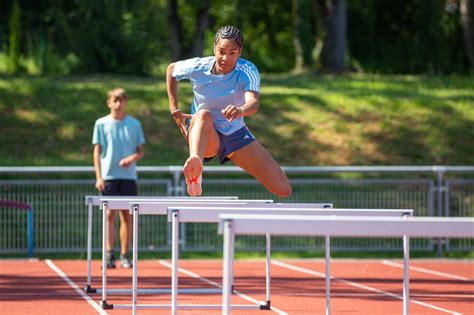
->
xmin=195 ymin=109 xmax=213 ymax=122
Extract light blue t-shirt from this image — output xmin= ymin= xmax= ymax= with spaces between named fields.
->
xmin=92 ymin=115 xmax=145 ymax=180
xmin=172 ymin=56 xmax=260 ymax=135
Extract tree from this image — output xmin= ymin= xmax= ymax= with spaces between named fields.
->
xmin=320 ymin=0 xmax=346 ymax=72
xmin=460 ymin=0 xmax=474 ymax=69
xmin=167 ymin=0 xmax=211 ymax=60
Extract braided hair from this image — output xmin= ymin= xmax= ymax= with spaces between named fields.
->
xmin=214 ymin=26 xmax=243 ymax=48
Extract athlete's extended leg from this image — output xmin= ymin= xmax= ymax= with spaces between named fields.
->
xmin=184 ymin=109 xmax=220 ymax=196
xmin=231 ymin=141 xmax=292 ymax=198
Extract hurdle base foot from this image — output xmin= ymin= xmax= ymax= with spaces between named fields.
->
xmin=84 ymin=285 xmax=97 ymax=294
xmin=100 ymin=300 xmax=113 ymax=309
xmin=260 ymin=300 xmax=271 ymax=310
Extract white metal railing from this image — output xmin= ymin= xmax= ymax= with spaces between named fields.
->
xmin=1 ymin=166 xmax=473 ymax=255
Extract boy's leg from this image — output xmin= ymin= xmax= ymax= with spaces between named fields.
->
xmin=118 ymin=209 xmax=132 ymax=256
xmin=106 ymin=210 xmax=117 ymax=268
xmin=117 ymin=180 xmax=137 ymax=268
xmin=103 ymin=180 xmax=119 ymax=268
xmin=185 ymin=110 xmax=220 ymax=196
xmin=231 ymin=141 xmax=292 ymax=198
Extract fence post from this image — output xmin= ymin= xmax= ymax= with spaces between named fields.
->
xmin=435 ymin=166 xmax=445 ymax=257
xmin=27 ymin=207 xmax=34 ymax=257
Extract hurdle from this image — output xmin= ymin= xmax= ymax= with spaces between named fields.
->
xmin=83 ymin=195 xmax=239 ymax=294
xmin=127 ymin=204 xmax=416 ymax=315
xmin=98 ymin=198 xmax=272 ymax=310
xmin=219 ymin=214 xmax=474 ymax=315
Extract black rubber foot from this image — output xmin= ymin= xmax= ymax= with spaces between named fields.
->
xmin=260 ymin=300 xmax=271 ymax=310
xmin=231 ymin=285 xmax=235 ymax=294
xmin=100 ymin=300 xmax=113 ymax=309
xmin=84 ymin=285 xmax=97 ymax=294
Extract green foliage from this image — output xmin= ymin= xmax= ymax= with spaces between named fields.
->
xmin=0 ymin=73 xmax=472 ymax=166
xmin=347 ymin=0 xmax=469 ymax=74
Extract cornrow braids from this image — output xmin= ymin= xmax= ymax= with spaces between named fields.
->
xmin=214 ymin=25 xmax=243 ymax=48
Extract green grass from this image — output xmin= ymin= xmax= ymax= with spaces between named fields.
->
xmin=0 ymin=73 xmax=473 ymax=166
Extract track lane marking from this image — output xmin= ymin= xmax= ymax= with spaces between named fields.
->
xmin=44 ymin=259 xmax=107 ymax=315
xmin=382 ymin=260 xmax=473 ymax=282
xmin=272 ymin=260 xmax=462 ymax=315
xmin=158 ymin=259 xmax=288 ymax=315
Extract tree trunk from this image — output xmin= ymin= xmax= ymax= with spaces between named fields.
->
xmin=167 ymin=0 xmax=182 ymax=61
xmin=292 ymin=0 xmax=305 ymax=72
xmin=460 ymin=0 xmax=474 ymax=70
xmin=191 ymin=0 xmax=210 ymax=58
xmin=320 ymin=0 xmax=346 ymax=73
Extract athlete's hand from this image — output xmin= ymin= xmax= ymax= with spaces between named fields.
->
xmin=171 ymin=110 xmax=192 ymax=139
xmin=221 ymin=105 xmax=243 ymax=122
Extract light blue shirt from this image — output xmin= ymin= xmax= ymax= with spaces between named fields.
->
xmin=92 ymin=115 xmax=145 ymax=180
xmin=172 ymin=56 xmax=260 ymax=135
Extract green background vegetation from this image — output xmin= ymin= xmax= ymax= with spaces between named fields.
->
xmin=1 ymin=73 xmax=473 ymax=166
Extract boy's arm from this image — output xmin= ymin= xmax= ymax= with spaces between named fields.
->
xmin=119 ymin=144 xmax=145 ymax=168
xmin=93 ymin=144 xmax=105 ymax=191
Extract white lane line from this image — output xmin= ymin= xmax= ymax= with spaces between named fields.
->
xmin=272 ymin=260 xmax=462 ymax=315
xmin=44 ymin=259 xmax=107 ymax=315
xmin=158 ymin=260 xmax=288 ymax=315
xmin=382 ymin=260 xmax=473 ymax=282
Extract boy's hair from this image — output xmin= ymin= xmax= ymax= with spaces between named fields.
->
xmin=214 ymin=25 xmax=243 ymax=48
xmin=107 ymin=88 xmax=128 ymax=101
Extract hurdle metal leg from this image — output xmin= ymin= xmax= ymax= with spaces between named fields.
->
xmin=84 ymin=198 xmax=94 ymax=293
xmin=222 ymin=219 xmax=233 ymax=315
xmin=171 ymin=210 xmax=179 ymax=315
xmin=264 ymin=233 xmax=271 ymax=309
xmin=100 ymin=201 xmax=112 ymax=309
xmin=403 ymin=213 xmax=410 ymax=315
xmin=325 ymin=235 xmax=331 ymax=315
xmin=132 ymin=205 xmax=139 ymax=315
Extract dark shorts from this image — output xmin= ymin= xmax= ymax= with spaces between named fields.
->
xmin=211 ymin=126 xmax=256 ymax=164
xmin=186 ymin=117 xmax=256 ymax=164
xmin=102 ymin=179 xmax=138 ymax=196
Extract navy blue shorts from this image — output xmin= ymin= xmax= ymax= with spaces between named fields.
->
xmin=102 ymin=180 xmax=138 ymax=196
xmin=186 ymin=118 xmax=256 ymax=164
xmin=213 ymin=126 xmax=256 ymax=164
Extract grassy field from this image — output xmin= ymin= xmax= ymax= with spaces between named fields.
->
xmin=0 ymin=73 xmax=473 ymax=166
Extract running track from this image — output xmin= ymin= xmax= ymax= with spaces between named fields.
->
xmin=1 ymin=258 xmax=472 ymax=314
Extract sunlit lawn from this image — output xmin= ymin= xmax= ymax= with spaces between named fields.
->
xmin=0 ymin=73 xmax=472 ymax=166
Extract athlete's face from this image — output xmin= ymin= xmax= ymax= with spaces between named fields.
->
xmin=213 ymin=39 xmax=242 ymax=74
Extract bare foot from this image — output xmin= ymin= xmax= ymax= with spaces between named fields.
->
xmin=183 ymin=155 xmax=203 ymax=196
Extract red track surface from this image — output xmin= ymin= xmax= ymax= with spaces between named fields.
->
xmin=1 ymin=258 xmax=472 ymax=314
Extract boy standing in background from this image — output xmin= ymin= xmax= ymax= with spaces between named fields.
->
xmin=92 ymin=87 xmax=145 ymax=268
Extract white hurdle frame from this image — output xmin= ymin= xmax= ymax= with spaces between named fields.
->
xmin=129 ymin=205 xmax=418 ymax=315
xmin=219 ymin=214 xmax=474 ymax=315
xmin=202 ymin=207 xmax=409 ymax=315
xmin=126 ymin=200 xmax=275 ymax=314
xmin=98 ymin=198 xmax=272 ymax=310
xmin=165 ymin=204 xmax=333 ymax=313
xmin=84 ymin=195 xmax=239 ymax=294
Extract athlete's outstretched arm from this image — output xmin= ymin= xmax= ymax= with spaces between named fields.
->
xmin=166 ymin=62 xmax=192 ymax=138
